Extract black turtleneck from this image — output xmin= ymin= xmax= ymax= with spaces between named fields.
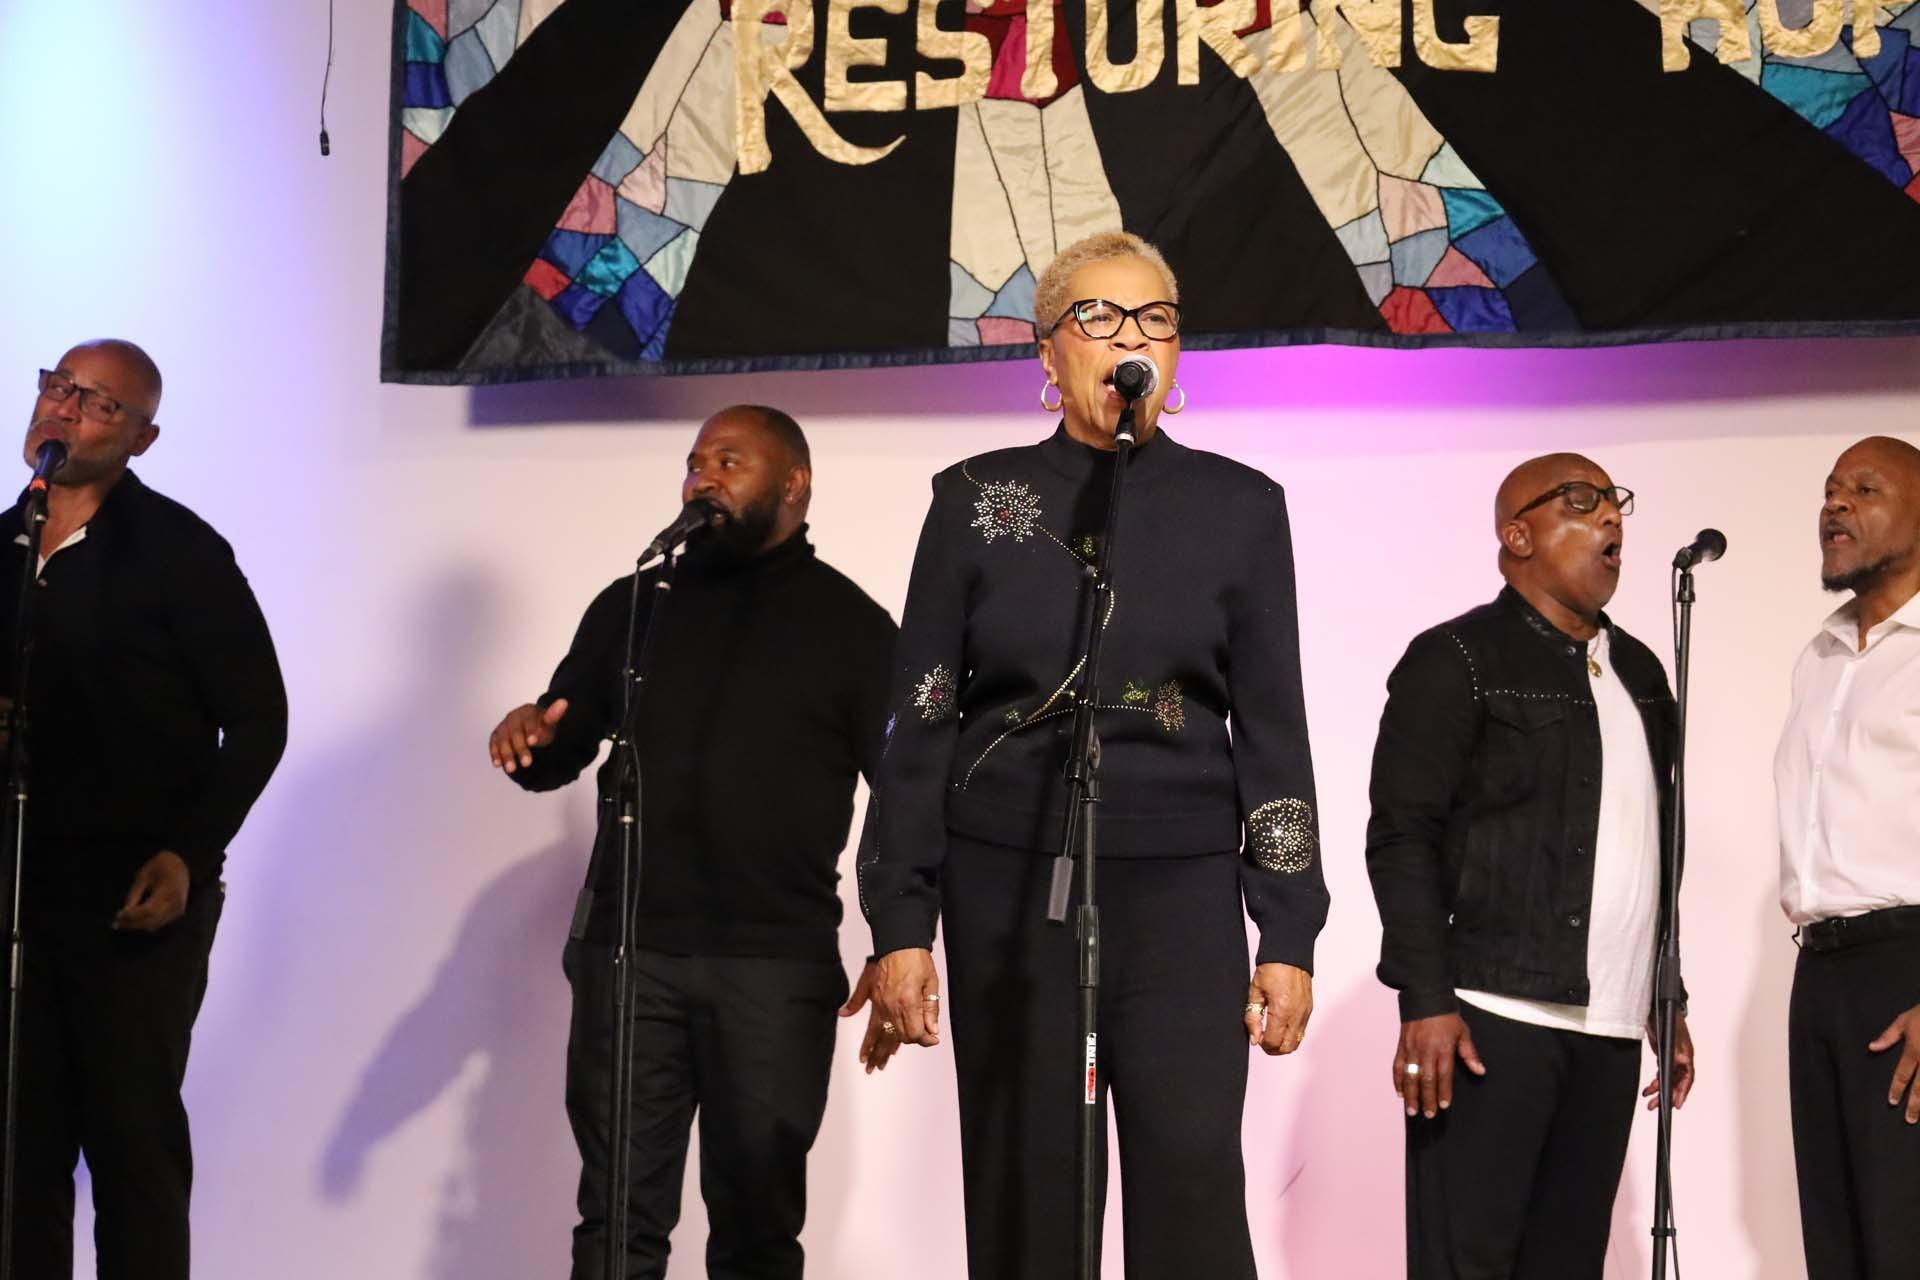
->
xmin=512 ymin=529 xmax=897 ymax=960
xmin=858 ymin=426 xmax=1329 ymax=971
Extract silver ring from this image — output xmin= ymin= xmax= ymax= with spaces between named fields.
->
xmin=881 ymin=1020 xmax=896 ymax=1034
xmin=1405 ymin=1062 xmax=1421 ymax=1076
xmin=1245 ymin=1003 xmax=1267 ymax=1014
xmin=923 ymin=993 xmax=940 ymax=1004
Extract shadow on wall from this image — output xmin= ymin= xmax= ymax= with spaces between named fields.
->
xmin=465 ymin=338 xmax=1920 ymax=428
xmin=1738 ymin=891 xmax=1806 ymax=1279
xmin=320 ymin=838 xmax=581 ymax=1280
xmin=187 ymin=568 xmax=586 ymax=1279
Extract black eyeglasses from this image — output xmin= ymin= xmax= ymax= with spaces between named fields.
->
xmin=37 ymin=369 xmax=148 ymax=425
xmin=1514 ymin=481 xmax=1635 ymax=518
xmin=1049 ymin=298 xmax=1181 ymax=342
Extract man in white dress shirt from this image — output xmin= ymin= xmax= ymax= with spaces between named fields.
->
xmin=1775 ymin=434 xmax=1920 ymax=1280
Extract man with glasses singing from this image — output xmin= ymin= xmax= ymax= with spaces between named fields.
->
xmin=0 ymin=342 xmax=286 ymax=1279
xmin=1364 ymin=453 xmax=1697 ymax=1278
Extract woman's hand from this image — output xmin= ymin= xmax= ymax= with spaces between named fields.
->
xmin=1245 ymin=962 xmax=1313 ymax=1055
xmin=872 ymin=947 xmax=942 ymax=1055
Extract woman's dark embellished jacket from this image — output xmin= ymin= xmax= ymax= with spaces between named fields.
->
xmin=858 ymin=425 xmax=1329 ymax=971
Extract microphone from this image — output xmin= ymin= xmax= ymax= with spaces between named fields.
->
xmin=640 ymin=498 xmax=718 ymax=564
xmin=1110 ymin=354 xmax=1159 ymax=403
xmin=28 ymin=440 xmax=67 ymax=492
xmin=1672 ymin=528 xmax=1727 ymax=569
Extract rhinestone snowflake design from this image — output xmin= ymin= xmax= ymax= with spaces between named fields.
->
xmin=971 ymin=480 xmax=1044 ymax=543
xmin=911 ymin=664 xmax=958 ymax=723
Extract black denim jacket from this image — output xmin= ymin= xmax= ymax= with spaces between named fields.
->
xmin=1364 ymin=587 xmax=1679 ymax=1021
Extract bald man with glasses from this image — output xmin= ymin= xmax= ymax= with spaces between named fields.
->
xmin=1 ymin=342 xmax=286 ymax=1279
xmin=1365 ymin=453 xmax=1697 ymax=1280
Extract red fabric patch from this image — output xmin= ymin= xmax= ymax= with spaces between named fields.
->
xmin=410 ymin=0 xmax=448 ymax=38
xmin=969 ymin=6 xmax=1079 ymax=105
xmin=1893 ymin=113 xmax=1920 ymax=182
xmin=977 ymin=316 xmax=1037 ymax=345
xmin=400 ymin=130 xmax=430 ymax=179
xmin=1426 ymin=246 xmax=1495 ymax=290
xmin=557 ymin=176 xmax=617 ymax=236
xmin=1380 ymin=287 xmax=1452 ymax=335
xmin=524 ymin=257 xmax=571 ymax=302
xmin=1907 ymin=170 xmax=1920 ymax=204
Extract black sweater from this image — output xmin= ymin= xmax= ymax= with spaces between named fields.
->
xmin=858 ymin=426 xmax=1328 ymax=970
xmin=512 ymin=531 xmax=897 ymax=960
xmin=0 ymin=472 xmax=287 ymax=909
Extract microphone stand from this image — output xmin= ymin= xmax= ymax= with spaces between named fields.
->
xmin=1650 ymin=564 xmax=1694 ymax=1280
xmin=602 ymin=545 xmax=676 ymax=1280
xmin=1 ymin=479 xmax=52 ymax=1280
xmin=1044 ymin=404 xmax=1136 ymax=1280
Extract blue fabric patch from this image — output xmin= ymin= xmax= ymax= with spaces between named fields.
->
xmin=1456 ymin=217 xmax=1538 ymax=290
xmin=1441 ymin=188 xmax=1504 ymax=240
xmin=1857 ymin=26 xmax=1909 ymax=106
xmin=443 ymin=28 xmax=496 ymax=106
xmin=552 ymin=282 xmax=610 ymax=330
xmin=1390 ymin=227 xmax=1450 ymax=286
xmin=1501 ymin=263 xmax=1579 ymax=331
xmin=616 ymin=200 xmax=684 ymax=267
xmin=618 ymin=269 xmax=674 ymax=347
xmin=406 ymin=10 xmax=447 ymax=63
xmin=1428 ymin=286 xmax=1517 ymax=333
xmin=1761 ymin=63 xmax=1872 ymax=129
xmin=948 ymin=317 xmax=983 ymax=346
xmin=639 ymin=300 xmax=677 ymax=361
xmin=663 ymin=179 xmax=725 ymax=234
xmin=1825 ymin=87 xmax=1912 ymax=187
xmin=578 ymin=238 xmax=642 ymax=297
xmin=476 ymin=0 xmax=520 ymax=71
xmin=593 ymin=132 xmax=645 ymax=187
xmin=403 ymin=62 xmax=453 ymax=109
xmin=540 ymin=230 xmax=608 ymax=278
xmin=985 ymin=265 xmax=1037 ymax=322
xmin=1901 ymin=49 xmax=1920 ymax=115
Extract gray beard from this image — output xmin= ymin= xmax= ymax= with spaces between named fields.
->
xmin=1823 ymin=553 xmax=1899 ymax=594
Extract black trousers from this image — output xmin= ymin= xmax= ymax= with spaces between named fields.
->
xmin=1789 ymin=932 xmax=1920 ymax=1280
xmin=1 ymin=886 xmax=221 ymax=1280
xmin=1406 ymin=1001 xmax=1640 ymax=1280
xmin=941 ymin=837 xmax=1257 ymax=1279
xmin=563 ymin=943 xmax=846 ymax=1280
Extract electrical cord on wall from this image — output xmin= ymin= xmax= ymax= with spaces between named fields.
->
xmin=319 ymin=0 xmax=335 ymax=155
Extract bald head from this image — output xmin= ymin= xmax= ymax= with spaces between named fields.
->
xmin=1492 ymin=451 xmax=1626 ymax=638
xmin=1834 ymin=435 xmax=1920 ymax=488
xmin=1495 ymin=453 xmax=1605 ymax=531
xmin=64 ymin=339 xmax=162 ymax=418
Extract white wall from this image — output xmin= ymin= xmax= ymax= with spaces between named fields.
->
xmin=3 ymin=2 xmax=1918 ymax=1275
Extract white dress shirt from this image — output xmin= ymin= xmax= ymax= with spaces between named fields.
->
xmin=1460 ymin=627 xmax=1662 ymax=1041
xmin=1776 ymin=592 xmax=1920 ymax=925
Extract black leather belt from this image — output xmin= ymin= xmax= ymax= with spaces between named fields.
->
xmin=1797 ymin=905 xmax=1920 ymax=954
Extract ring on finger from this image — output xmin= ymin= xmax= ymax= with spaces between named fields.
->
xmin=923 ymin=993 xmax=940 ymax=1004
xmin=1405 ymin=1062 xmax=1421 ymax=1076
xmin=1245 ymin=1003 xmax=1267 ymax=1014
xmin=881 ymin=1020 xmax=896 ymax=1034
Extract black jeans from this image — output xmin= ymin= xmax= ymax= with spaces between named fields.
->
xmin=563 ymin=943 xmax=846 ymax=1280
xmin=1406 ymin=1001 xmax=1641 ymax=1280
xmin=1790 ymin=932 xmax=1920 ymax=1280
xmin=941 ymin=838 xmax=1257 ymax=1280
xmin=2 ymin=885 xmax=222 ymax=1280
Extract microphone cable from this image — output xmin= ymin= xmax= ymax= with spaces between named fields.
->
xmin=319 ymin=0 xmax=335 ymax=155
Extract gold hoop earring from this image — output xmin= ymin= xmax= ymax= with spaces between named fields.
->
xmin=1041 ymin=380 xmax=1063 ymax=413
xmin=1164 ymin=381 xmax=1187 ymax=415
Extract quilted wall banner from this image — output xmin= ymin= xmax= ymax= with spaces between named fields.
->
xmin=383 ymin=0 xmax=1920 ymax=383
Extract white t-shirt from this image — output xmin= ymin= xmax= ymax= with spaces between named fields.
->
xmin=1458 ymin=627 xmax=1661 ymax=1041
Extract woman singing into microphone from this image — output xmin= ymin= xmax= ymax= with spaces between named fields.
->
xmin=850 ymin=231 xmax=1328 ymax=1277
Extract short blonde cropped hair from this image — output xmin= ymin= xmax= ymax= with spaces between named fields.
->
xmin=1032 ymin=231 xmax=1181 ymax=336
